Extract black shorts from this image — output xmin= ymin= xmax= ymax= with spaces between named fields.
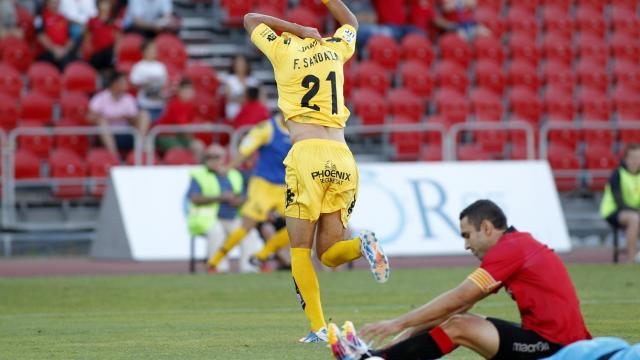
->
xmin=606 ymin=210 xmax=621 ymax=228
xmin=488 ymin=317 xmax=564 ymax=360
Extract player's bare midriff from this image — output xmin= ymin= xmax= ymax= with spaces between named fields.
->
xmin=286 ymin=118 xmax=346 ymax=144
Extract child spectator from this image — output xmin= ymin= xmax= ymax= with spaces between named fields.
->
xmin=129 ymin=40 xmax=168 ymax=122
xmin=84 ymin=0 xmax=120 ymax=73
xmin=35 ymin=0 xmax=76 ymax=69
xmin=223 ymin=54 xmax=259 ymax=121
xmin=155 ymin=79 xmax=205 ymax=160
xmin=59 ymin=0 xmax=97 ymax=42
xmin=232 ymin=86 xmax=270 ymax=129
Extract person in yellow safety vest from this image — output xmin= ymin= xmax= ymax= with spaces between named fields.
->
xmin=600 ymin=143 xmax=640 ymax=263
xmin=187 ymin=144 xmax=262 ymax=272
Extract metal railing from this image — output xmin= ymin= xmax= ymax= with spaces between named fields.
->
xmin=145 ymin=124 xmax=235 ymax=164
xmin=448 ymin=121 xmax=536 ymax=160
xmin=0 ymin=129 xmax=6 ymax=227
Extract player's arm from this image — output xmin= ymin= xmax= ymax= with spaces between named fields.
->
xmin=188 ymin=178 xmax=233 ymax=205
xmin=227 ymin=121 xmax=273 ymax=170
xmin=243 ymin=13 xmax=322 ymax=41
xmin=324 ymin=0 xmax=358 ymax=30
xmin=361 ymin=278 xmax=491 ymax=345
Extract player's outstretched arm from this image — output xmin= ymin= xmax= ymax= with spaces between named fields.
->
xmin=243 ymin=13 xmax=322 ymax=41
xmin=323 ymin=0 xmax=358 ymax=30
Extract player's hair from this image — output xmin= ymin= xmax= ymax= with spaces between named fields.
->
xmin=459 ymin=200 xmax=508 ymax=231
xmin=230 ymin=54 xmax=251 ymax=75
xmin=106 ymin=71 xmax=126 ymax=88
xmin=624 ymin=143 xmax=640 ymax=158
xmin=179 ymin=79 xmax=193 ymax=88
xmin=246 ymin=86 xmax=260 ymax=101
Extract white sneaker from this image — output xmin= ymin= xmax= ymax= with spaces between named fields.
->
xmin=299 ymin=327 xmax=328 ymax=343
xmin=359 ymin=230 xmax=390 ymax=283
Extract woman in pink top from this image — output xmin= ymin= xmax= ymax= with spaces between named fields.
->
xmin=88 ymin=72 xmax=150 ymax=156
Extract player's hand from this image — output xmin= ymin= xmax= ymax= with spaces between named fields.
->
xmin=360 ymin=319 xmax=403 ymax=346
xmin=299 ymin=26 xmax=322 ymax=41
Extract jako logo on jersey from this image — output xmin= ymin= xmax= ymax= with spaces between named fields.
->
xmin=513 ymin=341 xmax=550 ymax=353
xmin=342 ymin=29 xmax=355 ymax=43
xmin=311 ymin=161 xmax=351 ymax=184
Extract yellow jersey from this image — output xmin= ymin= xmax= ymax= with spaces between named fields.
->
xmin=250 ymin=23 xmax=357 ymax=128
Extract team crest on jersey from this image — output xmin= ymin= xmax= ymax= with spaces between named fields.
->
xmin=342 ymin=28 xmax=355 ymax=43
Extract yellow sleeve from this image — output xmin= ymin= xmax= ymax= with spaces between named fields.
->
xmin=467 ymin=268 xmax=502 ymax=294
xmin=250 ymin=23 xmax=286 ymax=63
xmin=238 ymin=120 xmax=273 ymax=157
xmin=324 ymin=24 xmax=357 ymax=62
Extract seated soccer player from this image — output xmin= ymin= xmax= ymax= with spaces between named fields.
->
xmin=329 ymin=199 xmax=591 ymax=360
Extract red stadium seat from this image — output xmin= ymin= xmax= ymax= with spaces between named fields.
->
xmin=509 ymin=87 xmax=542 ymax=126
xmin=354 ymin=61 xmax=390 ymax=95
xmin=185 ymin=63 xmax=220 ymax=95
xmin=62 ymin=61 xmax=97 ymax=94
xmin=474 ymin=128 xmax=508 ymax=157
xmin=474 ymin=60 xmax=505 ymax=96
xmin=156 ymin=33 xmax=188 ymax=71
xmin=193 ymin=92 xmax=221 ymax=121
xmin=576 ymin=34 xmax=608 ymax=67
xmin=473 ymin=36 xmax=504 ymax=65
xmin=420 ymin=143 xmax=443 ymax=161
xmin=547 ymin=144 xmax=580 ymax=192
xmin=126 ymin=151 xmax=160 ymax=166
xmin=610 ymin=6 xmax=640 ymax=38
xmin=542 ymin=61 xmax=575 ymax=93
xmin=163 ymin=147 xmax=197 ymax=165
xmin=508 ymin=33 xmax=540 ymax=66
xmin=17 ymin=121 xmax=53 ymax=159
xmin=477 ymin=0 xmax=502 ymax=13
xmin=400 ymin=33 xmax=434 ymax=66
xmin=352 ymin=89 xmax=386 ymax=126
xmin=298 ymin=0 xmax=328 ymax=16
xmin=400 ymin=61 xmax=433 ymax=98
xmin=611 ymin=0 xmax=636 ymax=10
xmin=27 ymin=62 xmax=61 ymax=98
xmin=508 ymin=140 xmax=530 ymax=160
xmin=469 ymin=88 xmax=503 ymax=121
xmin=542 ymin=0 xmax=571 ymax=11
xmin=575 ymin=6 xmax=606 ymax=39
xmin=20 ymin=92 xmax=54 ymax=125
xmin=0 ymin=93 xmax=19 ymax=131
xmin=434 ymin=61 xmax=468 ymax=95
xmin=87 ymin=148 xmax=120 ymax=197
xmin=544 ymin=87 xmax=576 ymax=122
xmin=435 ymin=89 xmax=468 ymax=123
xmin=613 ymin=60 xmax=640 ymax=92
xmin=507 ymin=7 xmax=537 ymax=40
xmin=387 ymin=88 xmax=425 ymax=122
xmin=116 ymin=34 xmax=144 ymax=73
xmin=14 ymin=149 xmax=41 ymax=179
xmin=439 ymin=33 xmax=472 ymax=68
xmin=287 ymin=6 xmax=322 ymax=31
xmin=509 ymin=1 xmax=539 ymax=15
xmin=221 ymin=0 xmax=252 ymax=27
xmin=366 ymin=34 xmax=400 ymax=71
xmin=49 ymin=149 xmax=87 ymax=199
xmin=547 ymin=122 xmax=581 ymax=151
xmin=542 ymin=7 xmax=574 ymax=40
xmin=584 ymin=128 xmax=615 ymax=149
xmin=584 ymin=144 xmax=617 ymax=191
xmin=0 ymin=36 xmax=32 ymax=73
xmin=389 ymin=116 xmax=423 ymax=161
xmin=576 ymin=0 xmax=607 ymax=11
xmin=427 ymin=114 xmax=457 ymax=132
xmin=612 ymin=86 xmax=640 ymax=121
xmin=59 ymin=92 xmax=90 ymax=123
xmin=54 ymin=119 xmax=90 ymax=157
xmin=507 ymin=60 xmax=540 ymax=92
xmin=457 ymin=143 xmax=492 ymax=161
xmin=254 ymin=0 xmax=287 ymax=16
xmin=542 ymin=33 xmax=572 ymax=66
xmin=610 ymin=33 xmax=640 ymax=64
xmin=0 ymin=62 xmax=22 ymax=98
xmin=576 ymin=60 xmax=608 ymax=94
xmin=475 ymin=7 xmax=506 ymax=39
xmin=579 ymin=89 xmax=611 ymax=121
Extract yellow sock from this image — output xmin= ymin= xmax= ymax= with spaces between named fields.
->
xmin=319 ymin=237 xmax=362 ymax=267
xmin=255 ymin=228 xmax=290 ymax=260
xmin=209 ymin=227 xmax=248 ymax=267
xmin=291 ymin=248 xmax=326 ymax=332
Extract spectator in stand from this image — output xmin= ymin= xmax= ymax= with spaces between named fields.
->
xmin=232 ymin=86 xmax=270 ymax=129
xmin=84 ymin=0 xmax=120 ymax=74
xmin=223 ymin=54 xmax=259 ymax=121
xmin=88 ymin=72 xmax=150 ymax=157
xmin=129 ymin=40 xmax=168 ymax=122
xmin=437 ymin=0 xmax=489 ymax=40
xmin=59 ymin=0 xmax=97 ymax=43
xmin=0 ymin=0 xmax=23 ymax=38
xmin=371 ymin=0 xmax=421 ymax=41
xmin=410 ymin=0 xmax=451 ymax=39
xmin=155 ymin=79 xmax=206 ymax=160
xmin=600 ymin=143 xmax=640 ymax=264
xmin=123 ymin=0 xmax=179 ymax=38
xmin=35 ymin=0 xmax=76 ymax=70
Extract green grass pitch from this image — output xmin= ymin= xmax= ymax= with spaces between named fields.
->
xmin=1 ymin=264 xmax=639 ymax=359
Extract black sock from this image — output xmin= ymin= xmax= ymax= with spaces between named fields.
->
xmin=368 ymin=331 xmax=444 ymax=360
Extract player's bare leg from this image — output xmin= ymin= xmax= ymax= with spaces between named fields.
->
xmin=287 ymin=216 xmax=328 ymax=342
xmin=438 ymin=314 xmax=500 ymax=358
xmin=208 ymin=216 xmax=258 ymax=271
xmin=618 ymin=210 xmax=640 ymax=263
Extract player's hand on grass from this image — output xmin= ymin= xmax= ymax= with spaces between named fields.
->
xmin=298 ymin=26 xmax=322 ymax=41
xmin=360 ymin=319 xmax=403 ymax=346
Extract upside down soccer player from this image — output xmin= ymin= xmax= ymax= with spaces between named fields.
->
xmin=243 ymin=0 xmax=390 ymax=343
xmin=329 ymin=200 xmax=592 ymax=360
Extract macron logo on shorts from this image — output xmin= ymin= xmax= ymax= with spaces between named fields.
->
xmin=513 ymin=341 xmax=551 ymax=353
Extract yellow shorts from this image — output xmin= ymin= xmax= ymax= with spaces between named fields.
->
xmin=284 ymin=139 xmax=359 ymax=227
xmin=241 ymin=176 xmax=286 ymax=222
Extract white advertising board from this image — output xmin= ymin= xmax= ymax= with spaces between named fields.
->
xmin=108 ymin=161 xmax=570 ymax=260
